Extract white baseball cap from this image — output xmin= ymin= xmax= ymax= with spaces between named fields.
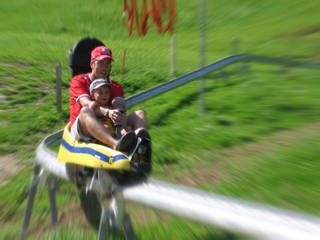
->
xmin=89 ymin=79 xmax=111 ymax=94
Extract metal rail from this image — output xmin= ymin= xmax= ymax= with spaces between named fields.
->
xmin=121 ymin=179 xmax=320 ymax=240
xmin=125 ymin=54 xmax=320 ymax=107
xmin=22 ymin=54 xmax=320 ymax=239
xmin=35 ymin=129 xmax=67 ymax=180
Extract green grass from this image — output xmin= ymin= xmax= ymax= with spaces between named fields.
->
xmin=33 ymin=219 xmax=252 ymax=240
xmin=1 ymin=0 xmax=320 ymax=239
xmin=202 ymin=131 xmax=320 ymax=216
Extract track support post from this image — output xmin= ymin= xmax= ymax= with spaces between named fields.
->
xmin=19 ymin=164 xmax=41 ymax=239
xmin=48 ymin=176 xmax=59 ymax=228
xmin=20 ymin=164 xmax=60 ymax=239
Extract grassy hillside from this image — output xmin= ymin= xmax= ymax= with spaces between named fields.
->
xmin=0 ymin=0 xmax=320 ymax=239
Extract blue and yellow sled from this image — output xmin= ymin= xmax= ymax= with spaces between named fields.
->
xmin=57 ymin=124 xmax=131 ymax=171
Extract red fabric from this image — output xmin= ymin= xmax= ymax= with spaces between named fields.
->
xmin=123 ymin=0 xmax=176 ymax=36
xmin=164 ymin=0 xmax=176 ymax=33
xmin=69 ymin=73 xmax=124 ymax=129
xmin=90 ymin=46 xmax=113 ymax=62
xmin=123 ymin=0 xmax=128 ymax=12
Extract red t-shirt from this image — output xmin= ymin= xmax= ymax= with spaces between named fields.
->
xmin=69 ymin=73 xmax=124 ymax=128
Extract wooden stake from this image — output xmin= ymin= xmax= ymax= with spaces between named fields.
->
xmin=56 ymin=64 xmax=62 ymax=112
xmin=170 ymin=37 xmax=176 ymax=75
xmin=121 ymin=49 xmax=127 ymax=75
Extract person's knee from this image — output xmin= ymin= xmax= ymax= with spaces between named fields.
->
xmin=80 ymin=106 xmax=91 ymax=116
xmin=128 ymin=109 xmax=147 ymax=123
xmin=135 ymin=109 xmax=146 ymax=119
xmin=79 ymin=107 xmax=95 ymax=123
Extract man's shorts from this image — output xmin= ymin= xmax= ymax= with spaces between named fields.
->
xmin=70 ymin=116 xmax=93 ymax=142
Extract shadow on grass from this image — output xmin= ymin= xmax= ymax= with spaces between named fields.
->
xmin=202 ymin=231 xmax=247 ymax=240
xmin=149 ymin=71 xmax=249 ymax=127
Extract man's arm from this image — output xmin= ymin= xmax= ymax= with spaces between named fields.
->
xmin=79 ymin=96 xmax=125 ymax=125
xmin=79 ymin=96 xmax=106 ymax=117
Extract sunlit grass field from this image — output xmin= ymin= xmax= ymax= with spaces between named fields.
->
xmin=0 ymin=0 xmax=320 ymax=239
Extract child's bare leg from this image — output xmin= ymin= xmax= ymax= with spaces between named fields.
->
xmin=112 ymin=97 xmax=128 ymax=136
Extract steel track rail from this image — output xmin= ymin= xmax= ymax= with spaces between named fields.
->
xmin=121 ymin=179 xmax=320 ymax=240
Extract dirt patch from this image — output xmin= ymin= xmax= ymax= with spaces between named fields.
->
xmin=27 ymin=203 xmax=92 ymax=239
xmin=0 ymin=75 xmax=16 ymax=81
xmin=0 ymin=94 xmax=7 ymax=103
xmin=28 ymin=200 xmax=170 ymax=238
xmin=0 ymin=61 xmax=33 ymax=69
xmin=163 ymin=122 xmax=320 ymax=188
xmin=58 ymin=204 xmax=90 ymax=228
xmin=276 ymin=23 xmax=320 ymax=38
xmin=126 ymin=202 xmax=170 ymax=226
xmin=152 ymin=122 xmax=320 ymax=188
xmin=0 ymin=154 xmax=23 ymax=186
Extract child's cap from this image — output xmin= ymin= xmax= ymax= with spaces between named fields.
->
xmin=89 ymin=79 xmax=111 ymax=94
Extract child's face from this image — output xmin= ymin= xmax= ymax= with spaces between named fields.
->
xmin=92 ymin=85 xmax=110 ymax=106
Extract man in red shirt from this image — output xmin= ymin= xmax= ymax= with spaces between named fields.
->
xmin=69 ymin=45 xmax=150 ymax=156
